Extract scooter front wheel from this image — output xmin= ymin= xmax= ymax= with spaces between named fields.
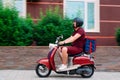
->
xmin=35 ymin=64 xmax=51 ymax=77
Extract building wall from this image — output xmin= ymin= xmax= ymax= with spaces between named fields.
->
xmin=27 ymin=0 xmax=120 ymax=46
xmin=27 ymin=0 xmax=63 ymax=21
xmin=98 ymin=0 xmax=120 ymax=46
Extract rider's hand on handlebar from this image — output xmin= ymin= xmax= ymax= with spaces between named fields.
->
xmin=58 ymin=41 xmax=65 ymax=45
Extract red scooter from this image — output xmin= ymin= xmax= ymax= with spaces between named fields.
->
xmin=35 ymin=35 xmax=95 ymax=78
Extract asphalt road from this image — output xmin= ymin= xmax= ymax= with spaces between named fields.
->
xmin=0 ymin=70 xmax=120 ymax=80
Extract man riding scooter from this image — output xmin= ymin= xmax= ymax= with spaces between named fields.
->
xmin=58 ymin=17 xmax=86 ymax=70
xmin=35 ymin=17 xmax=95 ymax=78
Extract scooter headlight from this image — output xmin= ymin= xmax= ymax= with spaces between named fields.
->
xmin=49 ymin=43 xmax=57 ymax=50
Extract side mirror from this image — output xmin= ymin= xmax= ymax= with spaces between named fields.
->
xmin=55 ymin=35 xmax=63 ymax=44
xmin=60 ymin=35 xmax=63 ymax=39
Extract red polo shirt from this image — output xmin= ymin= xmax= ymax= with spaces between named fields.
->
xmin=67 ymin=27 xmax=85 ymax=54
xmin=72 ymin=27 xmax=85 ymax=48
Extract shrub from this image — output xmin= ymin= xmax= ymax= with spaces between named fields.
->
xmin=11 ymin=17 xmax=34 ymax=46
xmin=116 ymin=28 xmax=120 ymax=46
xmin=0 ymin=7 xmax=34 ymax=46
xmin=34 ymin=6 xmax=73 ymax=46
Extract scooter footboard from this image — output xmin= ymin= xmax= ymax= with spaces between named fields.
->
xmin=37 ymin=58 xmax=51 ymax=69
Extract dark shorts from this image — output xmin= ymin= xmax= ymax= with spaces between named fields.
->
xmin=61 ymin=46 xmax=83 ymax=55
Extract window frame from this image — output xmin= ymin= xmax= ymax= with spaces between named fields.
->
xmin=63 ymin=0 xmax=100 ymax=32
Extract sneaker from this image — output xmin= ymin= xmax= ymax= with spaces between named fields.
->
xmin=58 ymin=64 xmax=67 ymax=70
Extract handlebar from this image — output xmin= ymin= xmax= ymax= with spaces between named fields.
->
xmin=49 ymin=35 xmax=63 ymax=50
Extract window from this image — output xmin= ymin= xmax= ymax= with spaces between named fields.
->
xmin=1 ymin=0 xmax=26 ymax=17
xmin=64 ymin=0 xmax=100 ymax=32
xmin=14 ymin=0 xmax=26 ymax=17
xmin=2 ymin=0 xmax=14 ymax=7
xmin=0 ymin=0 xmax=2 ymax=5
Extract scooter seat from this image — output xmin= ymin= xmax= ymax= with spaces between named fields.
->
xmin=68 ymin=52 xmax=85 ymax=57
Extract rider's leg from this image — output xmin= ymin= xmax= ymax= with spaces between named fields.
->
xmin=58 ymin=47 xmax=68 ymax=70
xmin=58 ymin=46 xmax=83 ymax=70
xmin=58 ymin=47 xmax=63 ymax=62
xmin=61 ymin=47 xmax=68 ymax=65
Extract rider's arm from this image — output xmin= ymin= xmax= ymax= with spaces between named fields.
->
xmin=59 ymin=33 xmax=81 ymax=45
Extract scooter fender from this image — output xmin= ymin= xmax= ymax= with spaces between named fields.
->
xmin=37 ymin=58 xmax=51 ymax=69
xmin=73 ymin=56 xmax=94 ymax=66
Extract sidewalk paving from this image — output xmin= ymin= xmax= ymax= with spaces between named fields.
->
xmin=0 ymin=70 xmax=120 ymax=80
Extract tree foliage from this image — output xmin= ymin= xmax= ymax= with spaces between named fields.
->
xmin=34 ymin=6 xmax=73 ymax=46
xmin=0 ymin=7 xmax=34 ymax=46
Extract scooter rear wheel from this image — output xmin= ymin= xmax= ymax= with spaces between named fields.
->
xmin=81 ymin=65 xmax=94 ymax=78
xmin=35 ymin=64 xmax=51 ymax=77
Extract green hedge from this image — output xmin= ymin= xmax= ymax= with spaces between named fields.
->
xmin=116 ymin=28 xmax=120 ymax=46
xmin=0 ymin=7 xmax=34 ymax=46
xmin=0 ymin=6 xmax=73 ymax=46
xmin=34 ymin=7 xmax=73 ymax=46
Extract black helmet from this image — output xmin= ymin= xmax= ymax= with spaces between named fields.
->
xmin=73 ymin=17 xmax=83 ymax=27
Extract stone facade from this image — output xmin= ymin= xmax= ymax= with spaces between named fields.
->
xmin=0 ymin=46 xmax=120 ymax=71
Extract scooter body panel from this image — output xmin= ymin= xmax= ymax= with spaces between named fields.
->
xmin=37 ymin=58 xmax=51 ymax=69
xmin=48 ymin=47 xmax=58 ymax=70
xmin=73 ymin=56 xmax=94 ymax=66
